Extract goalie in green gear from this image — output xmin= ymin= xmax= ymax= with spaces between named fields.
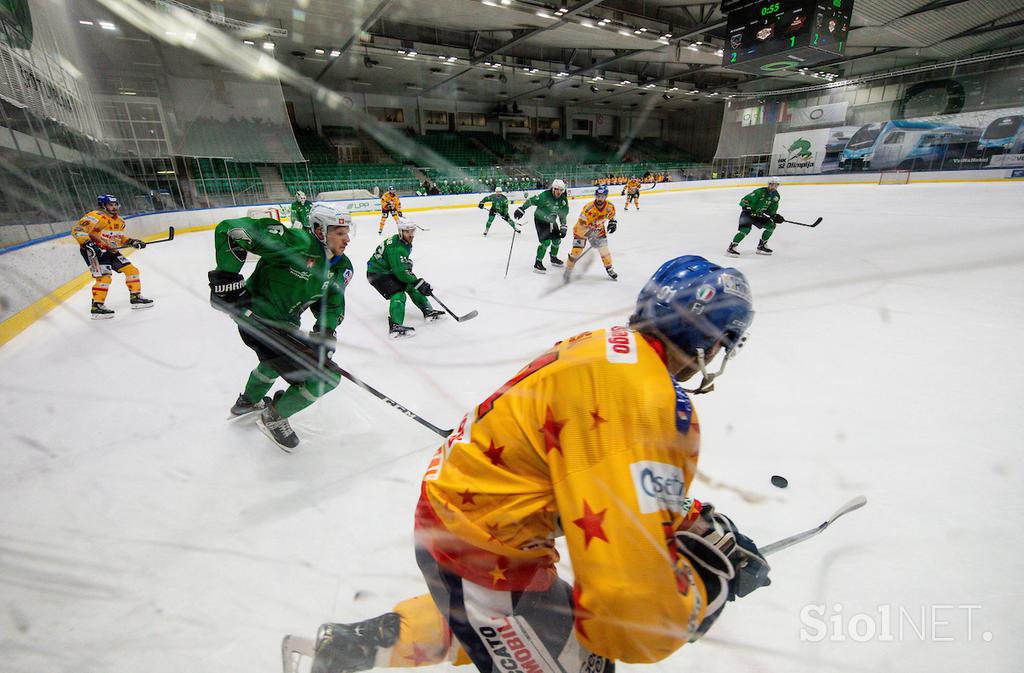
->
xmin=291 ymin=190 xmax=312 ymax=228
xmin=366 ymin=217 xmax=446 ymax=338
xmin=207 ymin=204 xmax=355 ymax=451
xmin=477 ymin=186 xmax=519 ymax=235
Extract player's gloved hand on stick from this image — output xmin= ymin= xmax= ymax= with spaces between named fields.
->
xmin=675 ymin=502 xmax=771 ymax=602
xmin=208 ymin=270 xmax=251 ymax=313
xmin=607 ymin=219 xmax=617 ymax=234
xmin=413 ymin=278 xmax=433 ymax=297
xmin=772 ymin=213 xmax=785 ymax=224
xmin=310 ymin=325 xmax=337 ymax=358
xmin=558 ymin=225 xmax=568 ymax=239
xmin=128 ymin=238 xmax=147 ymax=249
xmin=478 ymin=203 xmax=485 ymax=209
xmin=397 ymin=211 xmax=404 ymax=217
xmin=514 ymin=208 xmax=525 ymax=220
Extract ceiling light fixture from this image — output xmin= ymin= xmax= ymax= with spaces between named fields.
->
xmin=99 ymin=21 xmax=116 ymax=30
xmin=79 ymin=20 xmax=94 ymax=25
xmin=330 ymin=49 xmax=340 ymax=57
xmin=315 ymin=48 xmax=325 ymax=55
xmin=263 ymin=41 xmax=275 ymax=50
xmin=243 ymin=39 xmax=255 ymax=45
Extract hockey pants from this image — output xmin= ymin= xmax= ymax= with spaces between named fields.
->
xmin=732 ymin=211 xmax=775 ymax=245
xmin=238 ymin=325 xmax=340 ymax=418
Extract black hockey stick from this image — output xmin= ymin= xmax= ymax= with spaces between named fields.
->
xmin=117 ymin=226 xmax=175 ymax=249
xmin=503 ymin=227 xmax=517 ymax=279
xmin=784 ymin=217 xmax=822 ymax=228
xmin=761 ymin=495 xmax=866 ymax=556
xmin=430 ymin=293 xmax=478 ymax=322
xmin=236 ymin=310 xmax=453 ymax=437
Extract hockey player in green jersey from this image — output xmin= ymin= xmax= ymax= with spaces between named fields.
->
xmin=208 ymin=204 xmax=355 ymax=451
xmin=514 ymin=178 xmax=570 ymax=273
xmin=477 ymin=186 xmax=519 ymax=236
xmin=366 ymin=217 xmax=445 ymax=338
xmin=291 ymin=190 xmax=312 ymax=228
xmin=727 ymin=177 xmax=784 ymax=256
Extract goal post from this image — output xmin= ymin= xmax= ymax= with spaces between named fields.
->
xmin=878 ymin=170 xmax=911 ymax=185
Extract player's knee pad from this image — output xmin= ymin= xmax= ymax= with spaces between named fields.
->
xmin=119 ymin=263 xmax=140 ymax=277
xmin=94 ymin=274 xmax=112 ymax=287
xmin=384 ymin=595 xmax=453 ymax=668
xmin=737 ymin=225 xmax=752 ymax=235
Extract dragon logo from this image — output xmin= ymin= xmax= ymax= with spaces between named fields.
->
xmin=787 ymin=138 xmax=814 ymax=160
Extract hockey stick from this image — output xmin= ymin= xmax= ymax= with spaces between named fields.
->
xmin=430 ymin=292 xmax=478 ymax=322
xmin=784 ymin=217 xmax=822 ymax=228
xmin=760 ymin=495 xmax=866 ymax=556
xmin=503 ymin=226 xmax=517 ymax=279
xmin=117 ymin=226 xmax=175 ymax=249
xmin=236 ymin=310 xmax=453 ymax=438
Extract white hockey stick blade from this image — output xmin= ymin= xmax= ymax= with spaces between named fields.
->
xmin=760 ymin=495 xmax=866 ymax=556
xmin=282 ymin=635 xmax=316 ymax=673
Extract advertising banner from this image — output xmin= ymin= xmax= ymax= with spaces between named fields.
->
xmin=788 ymin=101 xmax=849 ymax=128
xmin=771 ymin=129 xmax=831 ymax=174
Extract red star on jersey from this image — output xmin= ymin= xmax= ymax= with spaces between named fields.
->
xmin=482 ymin=440 xmax=506 ymax=467
xmin=540 ymin=406 xmax=567 ymax=453
xmin=589 ymin=407 xmax=607 ymax=430
xmin=573 ymin=500 xmax=609 ymax=548
xmin=404 ymin=645 xmax=432 ymax=666
xmin=488 ymin=559 xmax=509 ymax=585
xmin=458 ymin=489 xmax=476 ymax=505
xmin=572 ymin=584 xmax=594 ymax=641
xmin=485 ymin=522 xmax=502 ymax=542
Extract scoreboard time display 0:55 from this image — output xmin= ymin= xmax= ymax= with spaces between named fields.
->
xmin=722 ymin=0 xmax=854 ymax=74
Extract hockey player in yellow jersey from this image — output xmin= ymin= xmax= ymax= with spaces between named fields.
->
xmin=71 ymin=194 xmax=153 ymax=319
xmin=298 ymin=256 xmax=770 ymax=673
xmin=622 ymin=176 xmax=642 ymax=210
xmin=378 ymin=186 xmax=403 ymax=234
xmin=564 ymin=185 xmax=618 ymax=282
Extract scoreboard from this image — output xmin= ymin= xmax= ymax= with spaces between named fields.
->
xmin=722 ymin=0 xmax=854 ymax=74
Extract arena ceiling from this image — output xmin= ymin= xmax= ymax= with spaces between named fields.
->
xmin=78 ymin=0 xmax=1024 ymax=111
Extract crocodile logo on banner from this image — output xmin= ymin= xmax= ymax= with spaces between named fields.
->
xmin=787 ymin=138 xmax=813 ymax=160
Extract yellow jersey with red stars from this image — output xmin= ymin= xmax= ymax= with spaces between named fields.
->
xmin=415 ymin=327 xmax=708 ymax=663
xmin=574 ymin=199 xmax=616 ymax=239
xmin=624 ymin=179 xmax=642 ymax=195
xmin=381 ymin=192 xmax=401 ymax=213
xmin=71 ymin=209 xmax=128 ymax=250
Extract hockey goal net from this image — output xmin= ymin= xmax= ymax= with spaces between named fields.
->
xmin=878 ymin=170 xmax=911 ymax=185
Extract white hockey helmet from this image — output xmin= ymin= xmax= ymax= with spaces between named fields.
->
xmin=309 ymin=203 xmax=352 ymax=244
xmin=767 ymin=176 xmax=781 ymax=187
xmin=396 ymin=217 xmax=418 ymax=233
xmin=296 ymin=190 xmax=307 ymax=202
xmin=551 ymin=178 xmax=566 ymax=191
xmin=494 ymin=186 xmax=503 ymax=193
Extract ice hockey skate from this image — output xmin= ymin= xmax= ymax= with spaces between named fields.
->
xmin=309 ymin=613 xmax=402 ymax=673
xmin=90 ymin=301 xmax=114 ymax=320
xmin=227 ymin=394 xmax=270 ymax=422
xmin=256 ymin=401 xmax=299 ymax=452
xmin=389 ymin=319 xmax=415 ymax=338
xmin=548 ymin=254 xmax=564 ymax=267
xmin=606 ymin=266 xmax=618 ymax=280
xmin=422 ymin=308 xmax=446 ymax=321
xmin=726 ymin=244 xmax=740 ymax=256
xmin=756 ymin=242 xmax=773 ymax=255
xmin=533 ymin=259 xmax=546 ymax=273
xmin=129 ymin=292 xmax=154 ymax=309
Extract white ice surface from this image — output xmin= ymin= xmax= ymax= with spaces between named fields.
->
xmin=2 ymin=182 xmax=1023 ymax=673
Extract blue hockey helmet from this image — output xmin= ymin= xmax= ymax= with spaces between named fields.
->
xmin=97 ymin=194 xmax=119 ymax=207
xmin=595 ymin=185 xmax=609 ymax=198
xmin=630 ymin=255 xmax=753 ymax=360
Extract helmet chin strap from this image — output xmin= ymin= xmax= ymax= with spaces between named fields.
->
xmin=684 ymin=347 xmax=733 ymax=395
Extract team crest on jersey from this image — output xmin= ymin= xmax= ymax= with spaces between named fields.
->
xmin=343 ymin=268 xmax=354 ymax=285
xmin=306 ymin=257 xmax=315 ymax=268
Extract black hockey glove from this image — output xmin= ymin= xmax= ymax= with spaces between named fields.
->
xmin=478 ymin=203 xmax=485 ymax=209
xmin=397 ymin=211 xmax=404 ymax=217
xmin=741 ymin=207 xmax=753 ymax=218
xmin=413 ymin=278 xmax=433 ymax=296
xmin=514 ymin=207 xmax=525 ymax=220
xmin=128 ymin=238 xmax=147 ymax=249
xmin=82 ymin=240 xmax=104 ymax=257
xmin=310 ymin=326 xmax=337 ymax=359
xmin=207 ymin=270 xmax=250 ymax=314
xmin=772 ymin=213 xmax=785 ymax=224
xmin=607 ymin=219 xmax=617 ymax=234
xmin=557 ymin=225 xmax=568 ymax=239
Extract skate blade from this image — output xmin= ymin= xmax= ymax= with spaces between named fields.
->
xmin=256 ymin=418 xmax=298 ymax=453
xmin=130 ymin=303 xmax=155 ymax=310
xmin=755 ymin=250 xmax=772 ymax=255
xmin=533 ymin=269 xmax=546 ymax=274
xmin=91 ymin=313 xmax=115 ymax=320
xmin=226 ymin=406 xmax=265 ymax=423
xmin=390 ymin=331 xmax=416 ymax=339
xmin=282 ymin=635 xmax=315 ymax=673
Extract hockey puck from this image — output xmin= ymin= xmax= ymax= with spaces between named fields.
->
xmin=771 ymin=475 xmax=789 ymax=489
